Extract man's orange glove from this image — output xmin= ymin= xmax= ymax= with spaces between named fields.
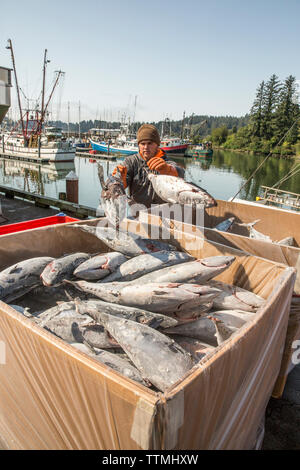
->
xmin=147 ymin=157 xmax=178 ymax=176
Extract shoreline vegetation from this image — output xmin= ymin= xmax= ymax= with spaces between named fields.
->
xmin=204 ymin=75 xmax=300 ymax=159
xmin=212 ymin=145 xmax=297 ymax=159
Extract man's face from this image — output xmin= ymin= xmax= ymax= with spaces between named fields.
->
xmin=138 ymin=140 xmax=158 ymax=160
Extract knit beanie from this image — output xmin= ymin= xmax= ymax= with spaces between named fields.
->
xmin=137 ymin=124 xmax=160 ymax=145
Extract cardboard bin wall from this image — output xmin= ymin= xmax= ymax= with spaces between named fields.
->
xmin=138 ymin=199 xmax=300 ymax=397
xmin=0 ymin=219 xmax=296 ymax=449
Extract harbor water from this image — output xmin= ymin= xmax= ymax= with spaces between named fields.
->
xmin=0 ymin=150 xmax=299 ymax=211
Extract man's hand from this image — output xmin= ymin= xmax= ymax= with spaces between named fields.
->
xmin=147 ymin=157 xmax=178 ymax=176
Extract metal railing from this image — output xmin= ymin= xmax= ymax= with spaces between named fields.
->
xmin=260 ymin=185 xmax=300 ymax=208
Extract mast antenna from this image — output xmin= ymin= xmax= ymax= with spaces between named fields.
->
xmin=133 ymin=95 xmax=138 ymax=131
xmin=40 ymin=69 xmax=64 ymax=133
xmin=41 ymin=49 xmax=50 ymax=130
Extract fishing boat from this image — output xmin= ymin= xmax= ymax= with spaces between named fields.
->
xmin=2 ymin=127 xmax=75 ymax=163
xmin=185 ymin=141 xmax=213 ymax=157
xmin=160 ymin=137 xmax=189 ymax=155
xmin=1 ymin=40 xmax=75 ymax=163
xmin=90 ymin=135 xmax=191 ymax=156
xmin=89 ymin=138 xmax=138 ymax=156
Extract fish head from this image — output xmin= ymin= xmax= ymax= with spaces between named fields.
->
xmin=41 ymin=260 xmax=64 ymax=286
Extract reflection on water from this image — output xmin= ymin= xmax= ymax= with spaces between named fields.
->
xmin=175 ymin=150 xmax=300 ymax=207
xmin=0 ymin=158 xmax=76 ymax=199
xmin=0 ymin=150 xmax=299 ymax=209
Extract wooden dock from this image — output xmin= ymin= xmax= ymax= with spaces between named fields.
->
xmin=0 ymin=184 xmax=104 ymax=218
xmin=0 ymin=151 xmax=49 ymax=164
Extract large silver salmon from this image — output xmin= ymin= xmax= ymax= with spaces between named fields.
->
xmin=98 ymin=163 xmax=129 ymax=228
xmin=36 ymin=301 xmax=91 ymax=327
xmin=67 ymin=224 xmax=177 ymax=257
xmin=129 ymin=256 xmax=235 ymax=285
xmin=41 ymin=253 xmax=90 ymax=286
xmin=74 ymin=252 xmax=128 ymax=280
xmin=206 ymin=309 xmax=254 ymax=328
xmin=0 ymin=257 xmax=54 ymax=303
xmin=162 ymin=316 xmax=219 ymax=346
xmin=164 ymin=313 xmax=239 ymax=346
xmin=66 ymin=280 xmax=221 ymax=317
xmin=73 ymin=322 xmax=121 ymax=350
xmin=42 ymin=316 xmax=120 ymax=350
xmin=42 ymin=315 xmax=93 ymax=343
xmin=170 ymin=335 xmax=216 ymax=361
xmin=207 ymin=315 xmax=238 ymax=345
xmin=208 ymin=280 xmax=265 ymax=312
xmin=101 ymin=250 xmax=194 ymax=283
xmin=87 ymin=311 xmax=195 ymax=392
xmin=147 ymin=173 xmax=217 ymax=208
xmin=74 ymin=298 xmax=178 ymax=328
xmin=71 ymin=342 xmax=149 ymax=386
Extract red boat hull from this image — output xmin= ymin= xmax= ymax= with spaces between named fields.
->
xmin=161 ymin=144 xmax=189 ymax=154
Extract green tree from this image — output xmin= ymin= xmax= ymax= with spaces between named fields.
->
xmin=275 ymin=75 xmax=300 ymax=144
xmin=250 ymin=81 xmax=265 ymax=137
xmin=211 ymin=126 xmax=228 ymax=145
xmin=261 ymin=74 xmax=281 ymax=139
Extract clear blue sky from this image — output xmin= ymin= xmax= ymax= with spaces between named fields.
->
xmin=1 ymin=0 xmax=299 ymax=123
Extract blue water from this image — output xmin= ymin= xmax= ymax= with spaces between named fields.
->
xmin=0 ymin=150 xmax=299 ymax=210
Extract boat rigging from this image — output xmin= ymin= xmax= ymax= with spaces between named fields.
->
xmin=5 ymin=39 xmax=65 ymax=147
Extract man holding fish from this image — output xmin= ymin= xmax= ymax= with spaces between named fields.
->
xmin=105 ymin=123 xmax=185 ymax=208
xmin=99 ymin=124 xmax=217 ymax=226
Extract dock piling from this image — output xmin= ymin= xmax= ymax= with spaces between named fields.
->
xmin=66 ymin=171 xmax=79 ymax=204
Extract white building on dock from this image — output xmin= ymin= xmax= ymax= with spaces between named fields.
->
xmin=0 ymin=66 xmax=12 ymax=124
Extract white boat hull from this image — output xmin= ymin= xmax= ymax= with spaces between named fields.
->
xmin=1 ymin=143 xmax=75 ymax=162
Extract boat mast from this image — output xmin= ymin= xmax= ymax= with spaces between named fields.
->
xmin=67 ymin=101 xmax=70 ymax=140
xmin=181 ymin=111 xmax=185 ymax=140
xmin=133 ymin=95 xmax=138 ymax=132
xmin=78 ymin=100 xmax=81 ymax=141
xmin=40 ymin=69 xmax=64 ymax=130
xmin=40 ymin=49 xmax=48 ymax=130
xmin=6 ymin=39 xmax=25 ymax=141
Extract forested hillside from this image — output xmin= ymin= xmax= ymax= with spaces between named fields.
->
xmin=45 ymin=114 xmax=249 ymax=139
xmin=209 ymin=75 xmax=300 ymax=156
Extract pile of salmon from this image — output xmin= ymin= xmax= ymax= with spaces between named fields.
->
xmin=0 ymin=225 xmax=265 ymax=392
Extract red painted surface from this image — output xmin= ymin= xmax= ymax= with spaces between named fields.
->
xmin=0 ymin=215 xmax=79 ymax=236
xmin=161 ymin=144 xmax=189 ymax=152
